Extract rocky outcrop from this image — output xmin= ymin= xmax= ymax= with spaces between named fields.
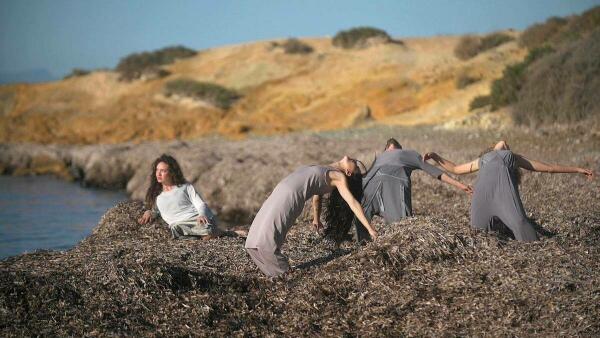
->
xmin=0 ymin=134 xmax=381 ymax=223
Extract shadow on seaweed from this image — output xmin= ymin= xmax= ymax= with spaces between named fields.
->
xmin=490 ymin=216 xmax=556 ymax=240
xmin=293 ymin=248 xmax=352 ymax=271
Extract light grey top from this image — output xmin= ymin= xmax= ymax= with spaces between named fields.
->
xmin=153 ymin=183 xmax=215 ymax=226
xmin=245 ymin=165 xmax=334 ymax=251
xmin=363 ymin=149 xmax=443 ymax=188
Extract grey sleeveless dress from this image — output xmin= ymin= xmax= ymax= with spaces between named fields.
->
xmin=245 ymin=165 xmax=334 ymax=277
xmin=354 ymin=149 xmax=443 ymax=241
xmin=471 ymin=150 xmax=538 ymax=242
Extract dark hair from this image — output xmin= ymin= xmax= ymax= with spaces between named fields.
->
xmin=385 ymin=138 xmax=402 ymax=151
xmin=144 ymin=154 xmax=187 ymax=209
xmin=479 ymin=147 xmax=522 ymax=185
xmin=323 ymin=172 xmax=364 ymax=244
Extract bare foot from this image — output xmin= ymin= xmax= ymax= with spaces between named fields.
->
xmin=233 ymin=229 xmax=248 ymax=238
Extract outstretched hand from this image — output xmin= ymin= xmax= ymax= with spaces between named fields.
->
xmin=138 ymin=210 xmax=153 ymax=225
xmin=312 ymin=220 xmax=324 ymax=232
xmin=579 ymin=168 xmax=595 ymax=181
xmin=369 ymin=229 xmax=378 ymax=240
xmin=463 ymin=185 xmax=474 ymax=196
xmin=423 ymin=152 xmax=437 ymax=162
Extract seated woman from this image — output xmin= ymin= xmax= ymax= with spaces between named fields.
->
xmin=354 ymin=138 xmax=472 ymax=242
xmin=424 ymin=141 xmax=594 ymax=241
xmin=138 ymin=154 xmax=245 ymax=239
xmin=245 ymin=156 xmax=377 ymax=278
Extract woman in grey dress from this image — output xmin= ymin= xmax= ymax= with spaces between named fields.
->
xmin=425 ymin=141 xmax=594 ymax=241
xmin=245 ymin=156 xmax=377 ymax=277
xmin=354 ymin=138 xmax=473 ymax=242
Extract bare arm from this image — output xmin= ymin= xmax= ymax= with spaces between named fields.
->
xmin=516 ymin=154 xmax=594 ymax=180
xmin=424 ymin=152 xmax=480 ymax=175
xmin=440 ymin=173 xmax=473 ymax=195
xmin=330 ymin=172 xmax=378 ymax=239
xmin=138 ymin=209 xmax=157 ymax=225
xmin=311 ymin=195 xmax=323 ymax=231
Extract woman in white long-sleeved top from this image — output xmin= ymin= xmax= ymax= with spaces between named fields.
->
xmin=138 ymin=154 xmax=245 ymax=239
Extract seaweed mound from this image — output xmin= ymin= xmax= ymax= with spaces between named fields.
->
xmin=2 ymin=193 xmax=599 ymax=336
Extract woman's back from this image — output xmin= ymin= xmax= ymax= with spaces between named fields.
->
xmin=278 ymin=165 xmax=334 ymax=201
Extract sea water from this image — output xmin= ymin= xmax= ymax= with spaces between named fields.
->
xmin=0 ymin=175 xmax=127 ymax=259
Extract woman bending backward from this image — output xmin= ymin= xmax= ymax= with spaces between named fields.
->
xmin=425 ymin=141 xmax=594 ymax=242
xmin=245 ymin=156 xmax=377 ymax=278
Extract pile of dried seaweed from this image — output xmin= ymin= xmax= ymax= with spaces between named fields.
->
xmin=1 ymin=124 xmax=599 ymax=336
xmin=2 ymin=178 xmax=599 ymax=336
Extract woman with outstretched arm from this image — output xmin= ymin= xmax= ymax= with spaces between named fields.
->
xmin=245 ymin=156 xmax=377 ymax=278
xmin=424 ymin=141 xmax=594 ymax=241
xmin=353 ymin=138 xmax=473 ymax=242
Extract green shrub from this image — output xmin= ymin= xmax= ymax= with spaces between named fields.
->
xmin=332 ymin=27 xmax=392 ymax=49
xmin=467 ymin=46 xmax=555 ymax=112
xmin=454 ymin=32 xmax=513 ymax=60
xmin=454 ymin=36 xmax=481 ymax=60
xmin=480 ymin=33 xmax=514 ymax=50
xmin=469 ymin=95 xmax=492 ymax=111
xmin=164 ymin=79 xmax=240 ymax=110
xmin=485 ymin=46 xmax=556 ymax=110
xmin=519 ymin=17 xmax=567 ymax=48
xmin=488 ymin=63 xmax=528 ymax=109
xmin=455 ymin=72 xmax=480 ymax=89
xmin=513 ymin=28 xmax=600 ymax=125
xmin=559 ymin=6 xmax=600 ymax=42
xmin=63 ymin=68 xmax=90 ymax=79
xmin=0 ymin=88 xmax=16 ymax=116
xmin=519 ymin=6 xmax=600 ymax=49
xmin=276 ymin=38 xmax=314 ymax=54
xmin=116 ymin=45 xmax=196 ymax=81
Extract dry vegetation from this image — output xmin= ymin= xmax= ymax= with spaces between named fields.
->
xmin=116 ymin=45 xmax=196 ymax=81
xmin=272 ymin=38 xmax=314 ymax=54
xmin=513 ymin=28 xmax=600 ymax=125
xmin=471 ymin=6 xmax=600 ymax=125
xmin=163 ymin=79 xmax=241 ymax=110
xmin=0 ymin=33 xmax=525 ymax=144
xmin=332 ymin=26 xmax=393 ymax=49
xmin=454 ymin=32 xmax=514 ymax=60
xmin=1 ymin=125 xmax=599 ymax=336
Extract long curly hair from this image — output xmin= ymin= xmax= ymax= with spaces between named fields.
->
xmin=323 ymin=171 xmax=364 ymax=244
xmin=144 ymin=154 xmax=187 ymax=210
xmin=479 ymin=147 xmax=522 ymax=185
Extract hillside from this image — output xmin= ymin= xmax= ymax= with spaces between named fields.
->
xmin=0 ymin=33 xmax=524 ymax=144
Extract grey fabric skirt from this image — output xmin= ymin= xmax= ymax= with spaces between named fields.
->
xmin=169 ymin=220 xmax=217 ymax=239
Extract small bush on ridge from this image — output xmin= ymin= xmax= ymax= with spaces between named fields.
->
xmin=63 ymin=68 xmax=90 ymax=80
xmin=456 ymin=72 xmax=480 ymax=89
xmin=116 ymin=46 xmax=197 ymax=81
xmin=332 ymin=27 xmax=392 ymax=49
xmin=454 ymin=32 xmax=514 ymax=60
xmin=276 ymin=38 xmax=314 ymax=54
xmin=164 ymin=79 xmax=240 ymax=110
xmin=469 ymin=95 xmax=492 ymax=111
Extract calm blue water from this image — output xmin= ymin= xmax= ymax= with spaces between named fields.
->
xmin=0 ymin=176 xmax=128 ymax=260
